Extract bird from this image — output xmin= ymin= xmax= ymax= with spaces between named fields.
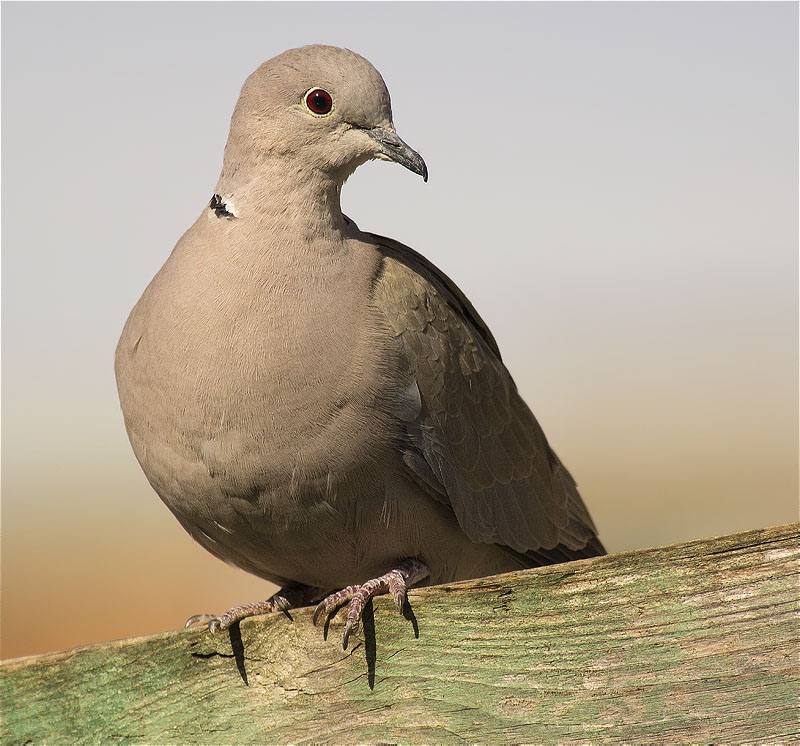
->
xmin=115 ymin=44 xmax=604 ymax=649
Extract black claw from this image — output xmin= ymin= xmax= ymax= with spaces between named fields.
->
xmin=342 ymin=619 xmax=359 ymax=650
xmin=273 ymin=597 xmax=289 ymax=612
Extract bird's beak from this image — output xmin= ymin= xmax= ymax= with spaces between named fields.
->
xmin=366 ymin=127 xmax=428 ymax=182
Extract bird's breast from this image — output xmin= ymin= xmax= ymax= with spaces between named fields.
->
xmin=116 ymin=231 xmax=404 ymax=510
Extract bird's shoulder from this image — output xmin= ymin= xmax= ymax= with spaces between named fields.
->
xmin=362 ymin=231 xmax=502 ymax=362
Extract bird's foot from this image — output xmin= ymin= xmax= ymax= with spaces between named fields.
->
xmin=311 ymin=558 xmax=429 ymax=649
xmin=185 ymin=584 xmax=316 ymax=633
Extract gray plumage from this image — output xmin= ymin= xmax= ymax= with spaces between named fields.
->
xmin=115 ymin=45 xmax=603 ymax=640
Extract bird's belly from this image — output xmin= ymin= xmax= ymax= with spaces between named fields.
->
xmin=122 ymin=352 xmax=403 ymax=545
xmin=164 ymin=462 xmax=520 ymax=590
xmin=124 ymin=390 xmax=412 ymax=589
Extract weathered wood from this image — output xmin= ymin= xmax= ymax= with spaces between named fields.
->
xmin=2 ymin=523 xmax=798 ymax=744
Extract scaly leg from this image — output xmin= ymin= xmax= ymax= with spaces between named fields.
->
xmin=311 ymin=558 xmax=430 ymax=649
xmin=185 ymin=584 xmax=321 ymax=633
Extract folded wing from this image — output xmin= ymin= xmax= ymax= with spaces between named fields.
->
xmin=370 ymin=233 xmax=604 ymax=563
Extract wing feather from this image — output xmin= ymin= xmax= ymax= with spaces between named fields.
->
xmin=369 ymin=233 xmax=604 ymax=560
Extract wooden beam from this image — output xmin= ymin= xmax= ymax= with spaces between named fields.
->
xmin=2 ymin=523 xmax=798 ymax=744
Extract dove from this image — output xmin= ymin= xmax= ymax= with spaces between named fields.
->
xmin=115 ymin=44 xmax=604 ymax=649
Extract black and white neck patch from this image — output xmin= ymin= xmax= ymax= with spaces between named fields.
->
xmin=209 ymin=194 xmax=236 ymax=219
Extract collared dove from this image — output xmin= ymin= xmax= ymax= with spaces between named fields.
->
xmin=115 ymin=45 xmax=604 ymax=649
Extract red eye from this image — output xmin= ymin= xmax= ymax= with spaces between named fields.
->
xmin=305 ymin=88 xmax=333 ymax=115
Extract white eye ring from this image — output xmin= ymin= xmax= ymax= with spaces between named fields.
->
xmin=303 ymin=87 xmax=334 ymax=117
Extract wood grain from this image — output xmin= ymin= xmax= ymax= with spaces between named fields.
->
xmin=2 ymin=523 xmax=798 ymax=744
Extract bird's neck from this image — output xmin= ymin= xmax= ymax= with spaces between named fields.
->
xmin=214 ymin=157 xmax=349 ymax=241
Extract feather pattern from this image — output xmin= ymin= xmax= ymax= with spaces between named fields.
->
xmin=370 ymin=233 xmax=603 ymax=561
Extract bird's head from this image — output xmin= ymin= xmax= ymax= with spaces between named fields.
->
xmin=220 ymin=45 xmax=427 ymax=191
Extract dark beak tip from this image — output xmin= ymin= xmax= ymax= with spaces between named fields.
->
xmin=364 ymin=126 xmax=428 ymax=184
xmin=416 ymin=156 xmax=429 ymax=183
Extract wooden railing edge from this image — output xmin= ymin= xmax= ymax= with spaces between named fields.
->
xmin=2 ymin=522 xmax=798 ymax=744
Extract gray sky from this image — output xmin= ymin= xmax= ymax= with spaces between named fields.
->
xmin=2 ymin=1 xmax=797 ymax=658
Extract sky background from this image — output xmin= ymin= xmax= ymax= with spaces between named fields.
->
xmin=2 ymin=1 xmax=797 ymax=660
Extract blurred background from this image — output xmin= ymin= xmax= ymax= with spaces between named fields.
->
xmin=2 ymin=2 xmax=797 ymax=660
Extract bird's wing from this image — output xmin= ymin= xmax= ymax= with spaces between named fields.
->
xmin=369 ymin=232 xmax=603 ymax=561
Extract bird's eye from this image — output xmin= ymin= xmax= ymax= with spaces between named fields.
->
xmin=304 ymin=88 xmax=333 ymax=116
